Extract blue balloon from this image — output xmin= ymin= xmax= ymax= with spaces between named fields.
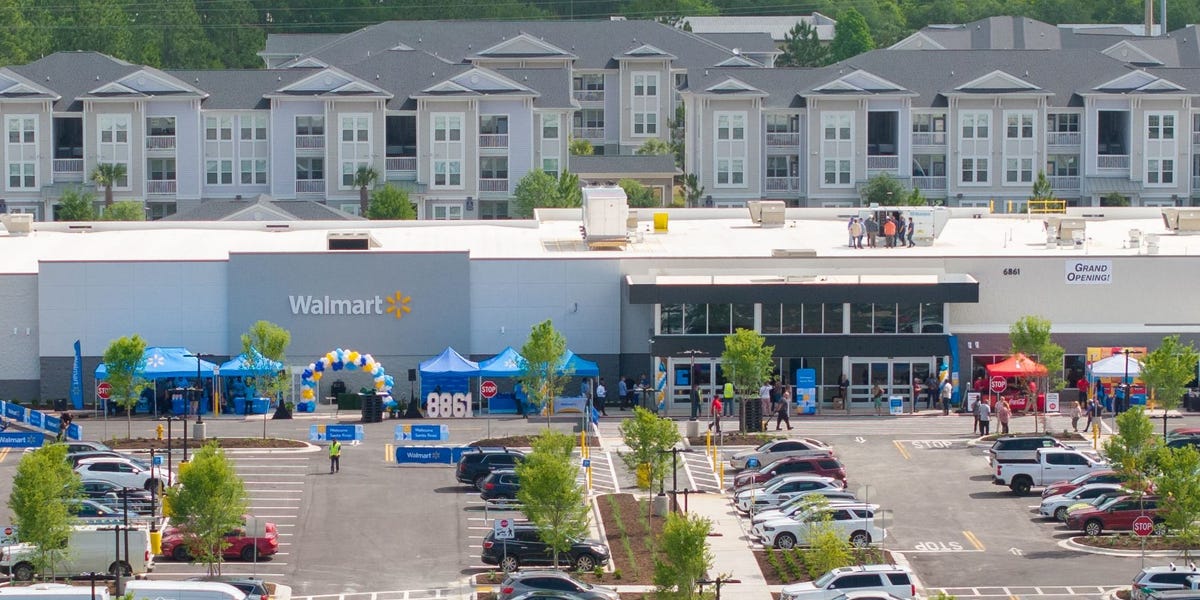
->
xmin=302 ymin=369 xmax=313 ymax=379
xmin=385 ymin=375 xmax=395 ymax=386
xmin=314 ymin=362 xmax=325 ymax=372
xmin=333 ymin=361 xmax=344 ymax=371
xmin=346 ymin=362 xmax=357 ymax=371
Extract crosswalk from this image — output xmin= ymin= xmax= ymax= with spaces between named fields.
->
xmin=575 ymin=449 xmax=620 ymax=494
xmin=926 ymin=585 xmax=1125 ymax=598
xmin=293 ymin=589 xmax=472 ymax=600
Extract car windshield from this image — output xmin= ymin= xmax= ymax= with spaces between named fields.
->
xmin=812 ymin=571 xmax=839 ymax=587
xmin=755 ymin=441 xmax=776 ymax=451
xmin=1093 ymin=495 xmax=1121 ymax=509
xmin=1071 ymin=471 xmax=1103 ymax=484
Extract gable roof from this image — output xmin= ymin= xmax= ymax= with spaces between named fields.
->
xmin=951 ymin=69 xmax=1046 ymax=94
xmin=164 ymin=197 xmax=364 ymax=221
xmin=1089 ymin=69 xmax=1185 ymax=93
xmin=267 ymin=66 xmax=391 ymax=99
xmin=616 ymin=43 xmax=677 ymax=61
xmin=0 ymin=68 xmax=60 ymax=101
xmin=12 ymin=52 xmax=141 ymax=111
xmin=416 ymin=67 xmax=536 ymax=98
xmin=169 ymin=68 xmax=315 ymax=110
xmin=469 ymin=33 xmax=576 ymax=60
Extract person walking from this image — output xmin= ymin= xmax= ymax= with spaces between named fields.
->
xmin=850 ymin=218 xmax=864 ymax=249
xmin=972 ymin=395 xmax=982 ymax=433
xmin=997 ymin=400 xmax=1012 ymax=435
xmin=978 ymin=400 xmax=992 ymax=436
xmin=837 ymin=374 xmax=850 ymax=407
xmin=707 ymin=393 xmax=723 ymax=433
xmin=775 ymin=389 xmax=793 ymax=430
xmin=1070 ymin=400 xmax=1083 ymax=432
xmin=617 ymin=376 xmax=628 ymax=410
xmin=723 ymin=381 xmax=735 ymax=417
xmin=940 ymin=378 xmax=953 ymax=415
xmin=896 ymin=216 xmax=907 ymax=247
xmin=595 ymin=378 xmax=608 ymax=416
xmin=871 ymin=382 xmax=885 ymax=416
xmin=846 ymin=217 xmax=856 ymax=247
xmin=906 ymin=217 xmax=916 ymax=247
xmin=329 ymin=439 xmax=341 ymax=474
xmin=690 ymin=386 xmax=701 ymax=420
xmin=759 ymin=381 xmax=772 ymax=430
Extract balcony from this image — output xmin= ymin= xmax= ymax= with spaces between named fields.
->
xmin=146 ymin=180 xmax=177 ymax=195
xmin=911 ymin=176 xmax=946 ymax=191
xmin=572 ymin=127 xmax=604 ymax=140
xmin=1047 ymin=132 xmax=1081 ymax=146
xmin=911 ymin=132 xmax=946 ymax=146
xmin=766 ymin=133 xmax=800 ymax=147
xmin=386 ymin=157 xmax=416 ymax=172
xmin=867 ymin=155 xmax=899 ymax=172
xmin=1097 ymin=155 xmax=1130 ymax=170
xmin=146 ymin=135 xmax=176 ymax=150
xmin=296 ymin=180 xmax=324 ymax=194
xmin=295 ymin=135 xmax=325 ymax=150
xmin=765 ymin=177 xmax=800 ymax=192
xmin=52 ymin=159 xmax=84 ymax=178
xmin=479 ymin=178 xmax=509 ymax=193
xmin=479 ymin=134 xmax=509 ymax=149
xmin=1048 ymin=176 xmax=1080 ymax=190
xmin=572 ymin=90 xmax=605 ymax=102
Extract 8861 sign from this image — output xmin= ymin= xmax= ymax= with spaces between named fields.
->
xmin=425 ymin=392 xmax=472 ymax=418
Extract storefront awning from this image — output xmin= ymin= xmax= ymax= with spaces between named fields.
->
xmin=626 ymin=273 xmax=979 ymax=304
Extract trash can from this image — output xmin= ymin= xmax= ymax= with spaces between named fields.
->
xmin=741 ymin=399 xmax=763 ymax=433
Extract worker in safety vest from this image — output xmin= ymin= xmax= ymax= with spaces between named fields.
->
xmin=329 ymin=439 xmax=341 ymax=474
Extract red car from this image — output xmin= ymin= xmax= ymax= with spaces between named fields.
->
xmin=1064 ymin=494 xmax=1164 ymax=536
xmin=731 ymin=455 xmax=846 ymax=491
xmin=162 ymin=519 xmax=279 ymax=562
xmin=1041 ymin=470 xmax=1124 ymax=498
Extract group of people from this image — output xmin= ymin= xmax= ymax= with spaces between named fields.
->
xmin=971 ymin=398 xmax=1010 ymax=435
xmin=584 ymin=375 xmax=649 ymax=417
xmin=705 ymin=378 xmax=795 ymax=433
xmin=847 ymin=213 xmax=916 ymax=249
xmin=1068 ymin=398 xmax=1106 ymax=432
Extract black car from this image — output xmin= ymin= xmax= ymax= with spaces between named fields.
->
xmin=480 ymin=470 xmax=520 ymax=501
xmin=82 ymin=480 xmax=155 ymax=503
xmin=187 ymin=576 xmax=270 ymax=600
xmin=1166 ymin=436 xmax=1200 ymax=451
xmin=456 ymin=447 xmax=525 ymax=488
xmin=482 ymin=525 xmax=609 ymax=572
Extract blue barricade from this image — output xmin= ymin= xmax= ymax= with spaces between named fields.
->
xmin=0 ymin=432 xmax=43 ymax=448
xmin=308 ymin=424 xmax=364 ymax=442
xmin=393 ymin=445 xmax=472 ymax=465
xmin=394 ymin=424 xmax=449 ymax=441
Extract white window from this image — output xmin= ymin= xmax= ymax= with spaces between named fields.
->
xmin=296 ymin=157 xmax=323 ymax=180
xmin=716 ymin=159 xmax=744 ymax=185
xmin=542 ymin=158 xmax=559 ymax=179
xmin=1006 ymin=112 xmax=1034 ymax=139
xmin=961 ymin=158 xmax=988 ymax=183
xmin=240 ymin=115 xmax=267 ymax=141
xmin=713 ymin=112 xmax=746 ymax=188
xmin=823 ymin=160 xmax=851 ymax=185
xmin=239 ymin=114 xmax=268 ymax=185
xmin=240 ymin=159 xmax=267 ymax=184
xmin=541 ymin=114 xmax=559 ymax=139
xmin=1145 ymin=112 xmax=1178 ymax=186
xmin=5 ymin=115 xmax=36 ymax=190
xmin=631 ymin=72 xmax=658 ymax=137
xmin=431 ymin=113 xmax=464 ymax=189
xmin=1147 ymin=159 xmax=1174 ymax=184
xmin=295 ymin=116 xmax=324 ymax=136
xmin=633 ymin=113 xmax=657 ymax=136
xmin=433 ymin=160 xmax=462 ymax=187
xmin=960 ymin=112 xmax=990 ymax=139
xmin=820 ymin=112 xmax=854 ymax=188
xmin=1005 ymin=158 xmax=1034 ymax=183
xmin=147 ymin=158 xmax=175 ymax=181
xmin=206 ymin=160 xmax=233 ymax=185
xmin=205 ymin=116 xmax=233 ymax=141
xmin=96 ymin=114 xmax=130 ymax=189
xmin=433 ymin=114 xmax=462 ymax=142
xmin=431 ymin=203 xmax=463 ymax=220
xmin=339 ymin=114 xmax=371 ymax=189
xmin=7 ymin=163 xmax=33 ymax=189
xmin=823 ymin=113 xmax=851 ymax=141
xmin=1148 ymin=114 xmax=1175 ymax=140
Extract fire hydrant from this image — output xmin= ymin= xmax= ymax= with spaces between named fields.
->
xmin=156 ymin=423 xmax=164 ymax=440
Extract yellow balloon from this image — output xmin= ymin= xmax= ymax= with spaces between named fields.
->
xmin=348 ymin=351 xmax=360 ymax=363
xmin=312 ymin=371 xmax=323 ymax=381
xmin=325 ymin=353 xmax=335 ymax=363
xmin=375 ymin=381 xmax=385 ymax=390
xmin=301 ymin=388 xmax=314 ymax=399
xmin=364 ymin=361 xmax=375 ymax=371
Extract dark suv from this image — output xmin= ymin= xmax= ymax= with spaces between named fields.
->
xmin=482 ymin=525 xmax=610 ymax=572
xmin=456 ymin=447 xmax=525 ymax=488
xmin=481 ymin=470 xmax=521 ymax=501
xmin=987 ymin=435 xmax=1067 ymax=465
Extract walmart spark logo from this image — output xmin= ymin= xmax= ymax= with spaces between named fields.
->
xmin=385 ymin=291 xmax=412 ymax=320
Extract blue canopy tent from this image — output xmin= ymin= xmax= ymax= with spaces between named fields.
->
xmin=95 ymin=347 xmax=218 ymax=414
xmin=419 ymin=347 xmax=480 ymax=401
xmin=218 ymin=351 xmax=285 ymax=414
xmin=557 ymin=350 xmax=600 ymax=377
xmin=478 ymin=347 xmax=528 ymax=414
xmin=218 ymin=351 xmax=284 ymax=376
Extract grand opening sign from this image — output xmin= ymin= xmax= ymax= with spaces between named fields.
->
xmin=1065 ymin=260 xmax=1111 ymax=285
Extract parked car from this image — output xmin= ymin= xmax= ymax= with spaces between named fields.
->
xmin=729 ymin=438 xmax=834 ymax=470
xmin=755 ymin=503 xmax=885 ymax=549
xmin=993 ymin=448 xmax=1108 ymax=495
xmin=1133 ymin=564 xmax=1200 ymax=600
xmin=1147 ymin=591 xmax=1200 ymax=599
xmin=0 ymin=526 xmax=153 ymax=580
xmin=1039 ymin=483 xmax=1127 ymax=521
xmin=1063 ymin=491 xmax=1128 ymax=522
xmin=734 ymin=475 xmax=846 ymax=513
xmin=1065 ymin=494 xmax=1165 ymax=536
xmin=68 ymin=451 xmax=136 ymax=467
xmin=186 ymin=577 xmax=270 ymax=600
xmin=1166 ymin=436 xmax=1200 ymax=451
xmin=986 ymin=435 xmax=1068 ymax=466
xmin=496 ymin=570 xmax=619 ymax=600
xmin=480 ymin=470 xmax=521 ymax=501
xmin=481 ymin=524 xmax=609 ymax=572
xmin=161 ymin=518 xmax=278 ymax=562
xmin=751 ymin=496 xmax=863 ymax=527
xmin=829 ymin=593 xmax=908 ymax=600
xmin=74 ymin=456 xmax=175 ymax=492
xmin=457 ymin=447 xmax=525 ymax=489
xmin=1041 ymin=469 xmax=1124 ymax=498
xmin=82 ymin=479 xmax=155 ymax=504
xmin=779 ymin=564 xmax=916 ymax=600
xmin=71 ymin=498 xmax=149 ymax=521
xmin=732 ymin=456 xmax=847 ymax=491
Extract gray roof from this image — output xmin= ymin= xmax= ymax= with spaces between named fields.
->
xmin=689 ymin=33 xmax=780 ymax=55
xmin=682 ymin=67 xmax=825 ymax=108
xmin=261 ymin=33 xmax=345 ymax=57
xmin=163 ymin=197 xmax=364 ymax=221
xmin=494 ymin=68 xmax=575 ymax=109
xmin=168 ymin=69 xmax=316 ymax=109
xmin=12 ymin=52 xmax=140 ymax=112
xmin=337 ymin=49 xmax=464 ymax=110
xmin=568 ymin=154 xmax=677 ymax=176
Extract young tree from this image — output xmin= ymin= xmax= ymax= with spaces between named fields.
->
xmin=514 ymin=170 xmax=582 ymax=218
xmin=653 ymin=512 xmax=713 ymax=600
xmin=352 ymin=165 xmax=380 ymax=217
xmin=863 ymin=173 xmax=905 ymax=206
xmin=779 ymin=21 xmax=829 ymax=67
xmin=1009 ymin=315 xmax=1065 ymax=429
xmin=721 ymin=328 xmax=775 ymax=432
xmin=102 ymin=334 xmax=147 ymax=437
xmin=241 ymin=320 xmax=291 ymax=420
xmin=89 ymin=163 xmax=127 ymax=207
xmin=1141 ymin=335 xmax=1200 ymax=436
xmin=366 ymin=184 xmax=416 ymax=220
xmin=8 ymin=444 xmax=81 ymax=579
xmin=569 ymin=138 xmax=594 ymax=156
xmin=803 ymin=512 xmax=853 ymax=578
xmin=101 ymin=201 xmax=146 ymax=221
xmin=1154 ymin=446 xmax=1200 ymax=550
xmin=514 ymin=430 xmax=590 ymax=569
xmin=618 ymin=407 xmax=681 ymax=489
xmin=1031 ymin=170 xmax=1054 ymax=201
xmin=830 ymin=8 xmax=875 ymax=62
xmin=518 ymin=320 xmax=570 ymax=419
xmin=681 ymin=173 xmax=705 ymax=207
xmin=1102 ymin=407 xmax=1161 ymax=496
xmin=619 ymin=178 xmax=658 ymax=208
xmin=557 ymin=171 xmax=582 ymax=208
xmin=636 ymin=138 xmax=673 ymax=156
xmin=903 ymin=186 xmax=927 ymax=206
xmin=55 ymin=187 xmax=96 ymax=221
xmin=163 ymin=442 xmax=248 ymax=574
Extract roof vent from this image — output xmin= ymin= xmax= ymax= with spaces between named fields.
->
xmin=327 ymin=231 xmax=379 ymax=250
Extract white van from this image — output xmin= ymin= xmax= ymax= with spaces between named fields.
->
xmin=125 ymin=581 xmax=247 ymax=600
xmin=0 ymin=526 xmax=153 ymax=581
xmin=0 ymin=583 xmax=112 ymax=600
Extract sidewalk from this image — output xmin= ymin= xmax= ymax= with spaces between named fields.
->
xmin=688 ymin=493 xmax=773 ymax=600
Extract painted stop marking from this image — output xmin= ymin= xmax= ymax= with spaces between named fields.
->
xmin=988 ymin=376 xmax=1007 ymax=394
xmin=480 ymin=380 xmax=498 ymax=399
xmin=1132 ymin=515 xmax=1155 ymax=537
xmin=96 ymin=381 xmax=112 ymax=400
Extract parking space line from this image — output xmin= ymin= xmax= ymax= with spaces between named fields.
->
xmin=0 ymin=448 xmax=10 ymax=463
xmin=963 ymin=530 xmax=985 ymax=551
xmin=892 ymin=440 xmax=911 ymax=460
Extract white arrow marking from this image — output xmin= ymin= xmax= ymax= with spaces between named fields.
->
xmin=1009 ymin=547 xmax=1023 ymax=556
xmin=855 ymin=436 xmax=866 ymax=444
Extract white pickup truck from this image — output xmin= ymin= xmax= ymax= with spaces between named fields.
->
xmin=992 ymin=447 xmax=1108 ymax=495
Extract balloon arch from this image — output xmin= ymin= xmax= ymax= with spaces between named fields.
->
xmin=300 ymin=348 xmax=394 ymax=401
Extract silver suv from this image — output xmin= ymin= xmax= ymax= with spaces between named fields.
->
xmin=780 ymin=564 xmax=915 ymax=600
xmin=497 ymin=570 xmax=618 ymax=600
xmin=1133 ymin=564 xmax=1200 ymax=600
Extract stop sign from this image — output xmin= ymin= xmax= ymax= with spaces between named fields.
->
xmin=96 ymin=381 xmax=112 ymax=400
xmin=988 ymin=376 xmax=1007 ymax=394
xmin=1132 ymin=515 xmax=1155 ymax=537
xmin=480 ymin=380 xmax=498 ymax=399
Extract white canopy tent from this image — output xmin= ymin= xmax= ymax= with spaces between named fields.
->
xmin=1088 ymin=353 xmax=1143 ymax=378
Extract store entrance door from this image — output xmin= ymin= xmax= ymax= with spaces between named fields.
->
xmin=667 ymin=358 xmax=727 ymax=416
xmin=848 ymin=358 xmax=934 ymax=412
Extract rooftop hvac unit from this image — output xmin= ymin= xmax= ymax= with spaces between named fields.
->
xmin=1161 ymin=208 xmax=1200 ymax=234
xmin=327 ymin=231 xmax=379 ymax=250
xmin=581 ymin=185 xmax=629 ymax=249
xmin=0 ymin=213 xmax=32 ymax=235
xmin=748 ymin=200 xmax=785 ymax=228
xmin=1044 ymin=216 xmax=1087 ymax=246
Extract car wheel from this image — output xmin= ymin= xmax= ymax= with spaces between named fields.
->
xmin=241 ymin=545 xmax=258 ymax=561
xmin=850 ymin=531 xmax=871 ymax=547
xmin=12 ymin=561 xmax=34 ymax=581
xmin=574 ymin=554 xmax=596 ymax=571
xmin=109 ymin=560 xmax=132 ymax=577
xmin=145 ymin=479 xmax=161 ymax=494
xmin=1011 ymin=478 xmax=1032 ymax=496
xmin=499 ymin=555 xmax=519 ymax=572
xmin=1054 ymin=507 xmax=1068 ymax=521
xmin=172 ymin=545 xmax=191 ymax=562
xmin=1153 ymin=521 xmax=1168 ymax=536
xmin=475 ymin=476 xmax=488 ymax=490
xmin=1084 ymin=520 xmax=1103 ymax=536
xmin=774 ymin=533 xmax=797 ymax=550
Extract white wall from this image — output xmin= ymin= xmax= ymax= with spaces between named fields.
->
xmin=0 ymin=275 xmax=39 ymax=379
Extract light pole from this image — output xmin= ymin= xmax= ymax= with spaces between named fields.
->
xmin=1121 ymin=348 xmax=1142 ymax=415
xmin=681 ymin=349 xmax=706 ymax=420
xmin=161 ymin=415 xmax=181 ymax=475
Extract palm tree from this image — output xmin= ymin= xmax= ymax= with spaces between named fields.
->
xmin=89 ymin=163 xmax=127 ymax=208
xmin=352 ymin=165 xmax=380 ymax=216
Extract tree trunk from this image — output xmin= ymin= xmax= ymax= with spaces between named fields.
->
xmin=126 ymin=407 xmax=132 ymax=438
xmin=359 ymin=187 xmax=369 ymax=216
xmin=105 ymin=186 xmax=114 ymax=208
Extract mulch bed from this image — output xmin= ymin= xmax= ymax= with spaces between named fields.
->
xmin=472 ymin=435 xmax=601 ymax=448
xmin=593 ymin=493 xmax=669 ymax=585
xmin=686 ymin=432 xmax=782 ymax=447
xmin=107 ymin=437 xmax=308 ymax=450
xmin=1073 ymin=533 xmax=1200 ymax=551
xmin=753 ymin=548 xmax=893 ymax=585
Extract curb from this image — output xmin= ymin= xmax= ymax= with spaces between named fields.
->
xmin=1057 ymin=535 xmax=1200 ymax=558
xmin=889 ymin=551 xmax=925 ymax=596
xmin=589 ymin=494 xmax=616 ymax=573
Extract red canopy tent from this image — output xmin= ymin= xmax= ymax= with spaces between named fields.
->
xmin=985 ymin=353 xmax=1048 ymax=377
